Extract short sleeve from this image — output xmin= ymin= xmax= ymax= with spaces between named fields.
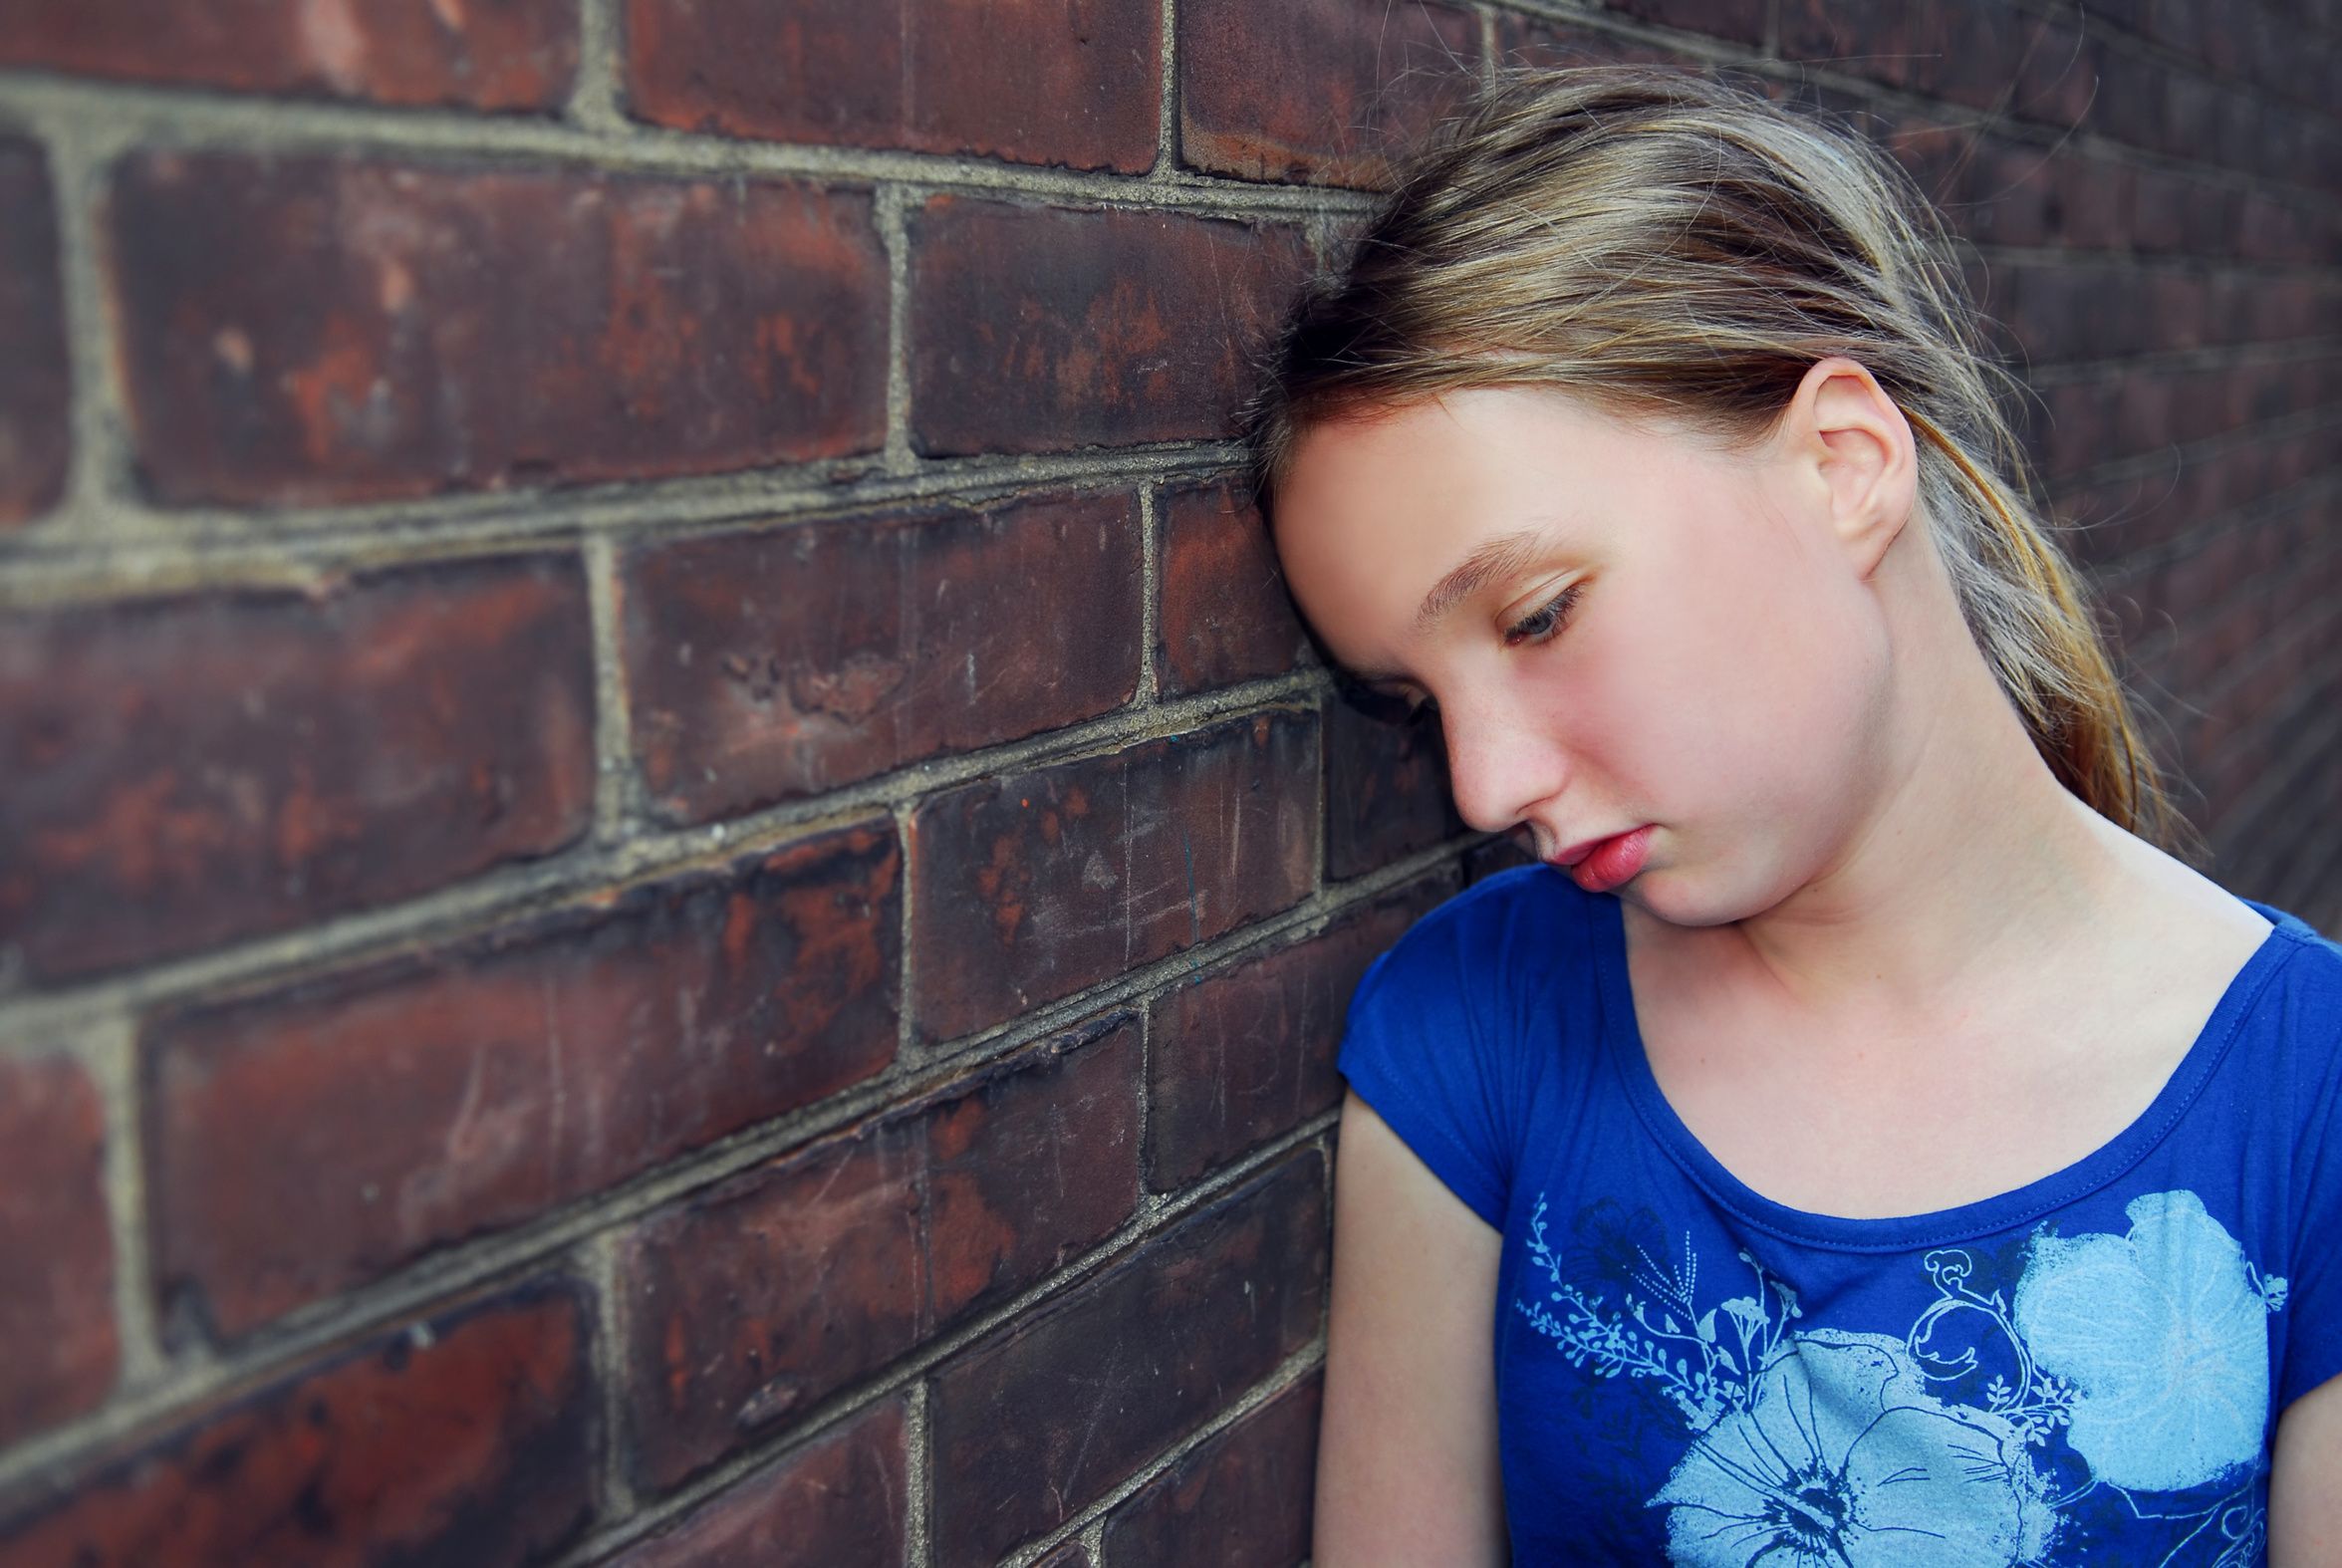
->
xmin=1335 ymin=870 xmax=1562 ymax=1230
xmin=2276 ymin=930 xmax=2342 ymax=1412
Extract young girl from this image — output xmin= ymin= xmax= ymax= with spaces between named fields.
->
xmin=1243 ymin=66 xmax=2342 ymax=1565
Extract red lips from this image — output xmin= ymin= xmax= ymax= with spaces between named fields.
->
xmin=1548 ymin=825 xmax=1654 ymax=892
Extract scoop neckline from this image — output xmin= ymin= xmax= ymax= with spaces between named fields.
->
xmin=1591 ymin=887 xmax=2306 ymax=1252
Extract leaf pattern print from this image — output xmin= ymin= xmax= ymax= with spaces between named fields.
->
xmin=1512 ymin=1188 xmax=2282 ymax=1565
xmin=2012 ymin=1189 xmax=2285 ymax=1493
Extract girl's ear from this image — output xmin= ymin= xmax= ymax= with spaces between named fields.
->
xmin=1781 ymin=356 xmax=1919 ymax=582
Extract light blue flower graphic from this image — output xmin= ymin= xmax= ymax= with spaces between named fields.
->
xmin=2011 ymin=1189 xmax=2283 ymax=1493
xmin=1648 ymin=1329 xmax=2056 ymax=1568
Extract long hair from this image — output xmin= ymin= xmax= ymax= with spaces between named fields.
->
xmin=1244 ymin=64 xmax=2196 ymax=859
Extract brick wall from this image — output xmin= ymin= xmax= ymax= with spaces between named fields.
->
xmin=1 ymin=3 xmax=2337 ymax=1565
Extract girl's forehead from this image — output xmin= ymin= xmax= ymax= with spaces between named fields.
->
xmin=1278 ymin=389 xmax=1728 ymax=545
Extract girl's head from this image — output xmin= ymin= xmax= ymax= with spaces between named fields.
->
xmin=1245 ymin=65 xmax=2194 ymax=916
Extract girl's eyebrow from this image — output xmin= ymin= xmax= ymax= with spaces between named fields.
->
xmin=1412 ymin=523 xmax=1571 ymax=635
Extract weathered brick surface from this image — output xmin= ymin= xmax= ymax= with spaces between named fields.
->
xmin=1147 ymin=876 xmax=1450 ymax=1190
xmin=1156 ymin=477 xmax=1311 ymax=695
xmin=1176 ymin=0 xmax=1478 ymax=187
xmin=0 ymin=0 xmax=577 ymax=109
xmin=1495 ymin=15 xmax=1714 ymax=70
xmin=909 ymin=198 xmax=1312 ymax=455
xmin=145 ymin=823 xmax=902 ymax=1338
xmin=0 ymin=1055 xmax=116 ymax=1447
xmin=621 ymin=1015 xmax=1140 ymax=1492
xmin=625 ymin=491 xmax=1142 ymax=824
xmin=0 ymin=139 xmax=68 ymax=529
xmin=0 ymin=1279 xmax=597 ymax=1568
xmin=1780 ymin=0 xmax=2064 ymax=117
xmin=110 ymin=153 xmax=886 ymax=506
xmin=0 ymin=554 xmax=594 ymax=985
xmin=1609 ymin=0 xmax=1770 ymax=46
xmin=927 ymin=1148 xmax=1328 ymax=1568
xmin=911 ymin=709 xmax=1320 ymax=1042
xmin=1099 ymin=1372 xmax=1323 ymax=1567
xmin=627 ymin=0 xmax=1160 ymax=172
xmin=607 ymin=1397 xmax=908 ymax=1568
xmin=1324 ymin=689 xmax=1461 ymax=882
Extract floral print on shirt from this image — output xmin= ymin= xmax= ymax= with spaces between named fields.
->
xmin=1515 ymin=1190 xmax=2283 ymax=1566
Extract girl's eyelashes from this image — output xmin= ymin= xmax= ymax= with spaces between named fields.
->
xmin=1503 ymin=582 xmax=1585 ymax=648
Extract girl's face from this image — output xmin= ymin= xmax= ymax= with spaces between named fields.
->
xmin=1270 ymin=380 xmax=1903 ymax=925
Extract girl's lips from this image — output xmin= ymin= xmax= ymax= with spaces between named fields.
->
xmin=1567 ymin=825 xmax=1653 ymax=893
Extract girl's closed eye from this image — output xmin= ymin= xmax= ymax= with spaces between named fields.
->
xmin=1504 ymin=582 xmax=1585 ymax=649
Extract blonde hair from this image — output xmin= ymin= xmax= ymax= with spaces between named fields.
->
xmin=1245 ymin=64 xmax=2197 ymax=859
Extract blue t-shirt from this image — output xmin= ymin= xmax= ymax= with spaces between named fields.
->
xmin=1337 ymin=864 xmax=2342 ymax=1566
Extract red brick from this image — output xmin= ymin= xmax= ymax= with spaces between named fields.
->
xmin=1325 ymin=688 xmax=1461 ymax=882
xmin=626 ymin=0 xmax=1160 ymax=172
xmin=0 ymin=1054 xmax=116 ymax=1446
xmin=625 ymin=491 xmax=1143 ymax=825
xmin=1177 ymin=0 xmax=1477 ymax=187
xmin=923 ymin=1014 xmax=1143 ymax=1325
xmin=609 ymin=1398 xmax=908 ymax=1568
xmin=910 ymin=708 xmax=1320 ymax=1043
xmin=0 ymin=0 xmax=575 ymax=108
xmin=110 ymin=153 xmax=885 ymax=507
xmin=0 ymin=1279 xmax=597 ymax=1568
xmin=620 ymin=1015 xmax=1140 ymax=1492
xmin=1100 ymin=1373 xmax=1323 ymax=1568
xmin=145 ymin=823 xmax=901 ymax=1339
xmin=1155 ymin=477 xmax=1312 ymax=695
xmin=1147 ymin=877 xmax=1450 ymax=1190
xmin=0 ymin=139 xmax=68 ymax=528
xmin=928 ymin=1148 xmax=1328 ymax=1568
xmin=0 ymin=554 xmax=592 ymax=985
xmin=620 ymin=1122 xmax=916 ymax=1494
xmin=909 ymin=197 xmax=1311 ymax=456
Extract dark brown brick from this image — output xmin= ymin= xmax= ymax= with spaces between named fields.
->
xmin=1463 ymin=831 xmax=1539 ymax=886
xmin=1605 ymin=0 xmax=1769 ymax=46
xmin=609 ymin=1398 xmax=908 ymax=1568
xmin=0 ymin=0 xmax=575 ymax=108
xmin=1177 ymin=0 xmax=1477 ymax=187
xmin=928 ymin=1149 xmax=1328 ymax=1568
xmin=621 ymin=1016 xmax=1140 ymax=1492
xmin=0 ymin=554 xmax=593 ymax=985
xmin=911 ymin=709 xmax=1319 ymax=1043
xmin=110 ymin=152 xmax=885 ymax=506
xmin=923 ymin=1014 xmax=1143 ymax=1326
xmin=0 ymin=1054 xmax=116 ymax=1446
xmin=1156 ymin=478 xmax=1311 ymax=696
xmin=0 ymin=1279 xmax=597 ymax=1568
xmin=1034 ymin=1542 xmax=1095 ymax=1568
xmin=145 ymin=823 xmax=901 ymax=1339
xmin=1494 ymin=15 xmax=1714 ymax=71
xmin=909 ymin=198 xmax=1311 ymax=456
xmin=625 ymin=492 xmax=1143 ymax=825
xmin=1324 ymin=688 xmax=1461 ymax=882
xmin=1100 ymin=1373 xmax=1323 ymax=1568
xmin=0 ymin=140 xmax=69 ymax=528
xmin=1780 ymin=0 xmax=2041 ymax=115
xmin=626 ymin=0 xmax=1160 ymax=172
xmin=620 ymin=1123 xmax=916 ymax=1495
xmin=1147 ymin=878 xmax=1450 ymax=1190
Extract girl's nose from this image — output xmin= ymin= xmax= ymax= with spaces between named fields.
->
xmin=1437 ymin=703 xmax=1567 ymax=838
